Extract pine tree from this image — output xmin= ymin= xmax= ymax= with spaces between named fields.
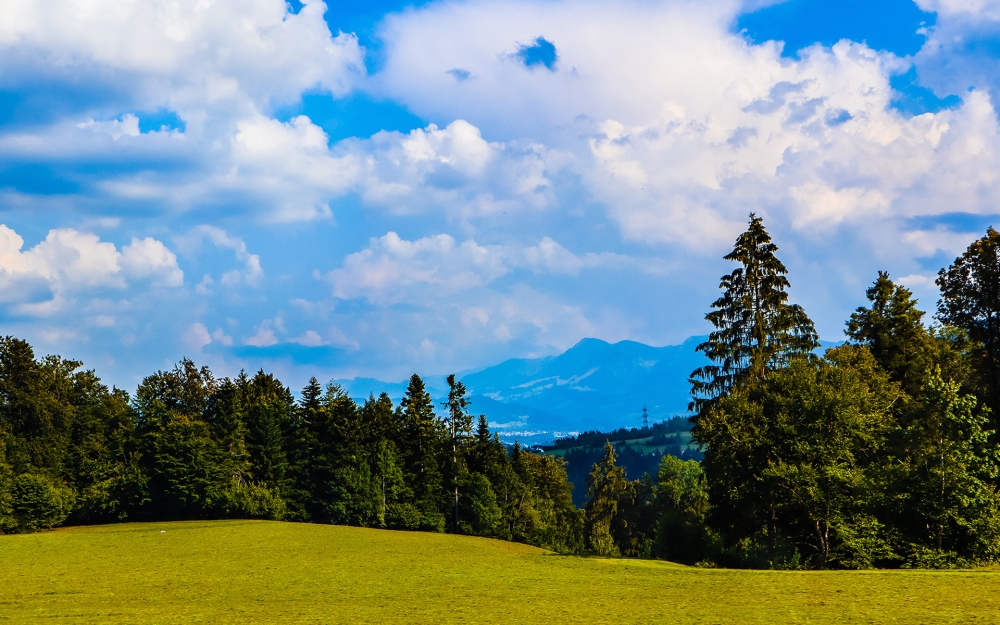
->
xmin=846 ymin=272 xmax=934 ymax=393
xmin=400 ymin=374 xmax=444 ymax=525
xmin=690 ymin=214 xmax=818 ymax=412
xmin=584 ymin=442 xmax=629 ymax=556
xmin=442 ymin=374 xmax=473 ymax=532
xmin=241 ymin=371 xmax=294 ymax=489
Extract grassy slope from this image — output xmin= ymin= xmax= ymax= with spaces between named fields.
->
xmin=2 ymin=521 xmax=1000 ymax=624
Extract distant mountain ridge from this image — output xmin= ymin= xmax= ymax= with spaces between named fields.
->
xmin=337 ymin=336 xmax=712 ymax=444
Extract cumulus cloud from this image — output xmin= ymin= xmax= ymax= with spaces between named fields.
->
xmin=347 ymin=119 xmax=560 ymax=217
xmin=183 ymin=322 xmax=212 ymax=352
xmin=0 ymin=0 xmax=364 ymax=118
xmin=358 ymin=0 xmax=1000 ymax=261
xmin=121 ymin=237 xmax=184 ymax=286
xmin=914 ymin=0 xmax=1000 ymax=19
xmin=289 ymin=329 xmax=328 ymax=347
xmin=0 ymin=225 xmax=183 ymax=314
xmin=327 ymin=232 xmax=509 ymax=304
xmin=245 ymin=321 xmax=279 ymax=347
xmin=0 ymin=0 xmax=369 ymax=225
xmin=325 ymin=231 xmax=646 ymax=305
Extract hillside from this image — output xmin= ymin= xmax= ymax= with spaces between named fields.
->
xmin=2 ymin=521 xmax=999 ymax=624
xmin=339 ymin=335 xmax=711 ymax=443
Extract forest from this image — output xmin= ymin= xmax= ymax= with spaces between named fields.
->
xmin=1 ymin=216 xmax=999 ymax=569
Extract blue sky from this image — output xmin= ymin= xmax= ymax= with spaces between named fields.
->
xmin=1 ymin=0 xmax=1000 ymax=392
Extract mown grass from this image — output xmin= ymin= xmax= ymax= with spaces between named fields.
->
xmin=2 ymin=520 xmax=1000 ymax=624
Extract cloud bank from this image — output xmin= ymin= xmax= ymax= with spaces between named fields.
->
xmin=1 ymin=0 xmax=999 ymax=389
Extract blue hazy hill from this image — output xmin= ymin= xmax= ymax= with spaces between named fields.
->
xmin=337 ymin=335 xmax=711 ymax=444
xmin=460 ymin=336 xmax=709 ymax=438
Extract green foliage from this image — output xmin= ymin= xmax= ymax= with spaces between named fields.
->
xmin=0 ymin=336 xmax=582 ymax=555
xmin=510 ymin=444 xmax=583 ymax=553
xmin=11 ymin=473 xmax=75 ymax=532
xmin=654 ymin=455 xmax=712 ymax=564
xmin=221 ymin=478 xmax=287 ymax=520
xmin=846 ymin=271 xmax=935 ymax=394
xmin=936 ymin=226 xmax=1000 ymax=415
xmin=0 ymin=436 xmax=13 ymax=532
xmin=696 ymin=346 xmax=899 ymax=568
xmin=400 ymin=374 xmax=445 ymax=515
xmin=458 ymin=472 xmax=503 ymax=536
xmin=893 ymin=368 xmax=1000 ymax=565
xmin=585 ymin=442 xmax=630 ymax=556
xmin=690 ymin=213 xmax=818 ymax=412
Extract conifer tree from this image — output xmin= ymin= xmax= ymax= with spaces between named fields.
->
xmin=690 ymin=213 xmax=818 ymax=412
xmin=846 ymin=272 xmax=933 ymax=393
xmin=584 ymin=442 xmax=629 ymax=556
xmin=241 ymin=371 xmax=294 ymax=489
xmin=400 ymin=374 xmax=444 ymax=526
xmin=442 ymin=374 xmax=473 ymax=532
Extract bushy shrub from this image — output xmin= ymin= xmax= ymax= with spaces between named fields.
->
xmin=387 ymin=503 xmax=423 ymax=530
xmin=222 ymin=479 xmax=286 ymax=520
xmin=12 ymin=474 xmax=75 ymax=532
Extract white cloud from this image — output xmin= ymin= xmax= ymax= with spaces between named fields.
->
xmin=121 ymin=237 xmax=184 ymax=286
xmin=902 ymin=228 xmax=983 ymax=256
xmin=289 ymin=329 xmax=327 ymax=347
xmin=211 ymin=327 xmax=234 ymax=346
xmin=245 ymin=321 xmax=279 ymax=347
xmin=328 ymin=232 xmax=508 ymax=304
xmin=326 ymin=231 xmax=642 ymax=305
xmin=518 ymin=237 xmax=632 ymax=274
xmin=914 ymin=0 xmax=1000 ymax=19
xmin=0 ymin=225 xmax=182 ymax=314
xmin=183 ymin=322 xmax=212 ymax=352
xmin=369 ymin=0 xmax=1000 ymax=249
xmin=77 ymin=115 xmax=141 ymax=140
xmin=182 ymin=226 xmax=263 ymax=286
xmin=348 ymin=119 xmax=561 ymax=218
xmin=230 ymin=115 xmax=361 ymax=222
xmin=0 ymin=0 xmax=364 ymax=118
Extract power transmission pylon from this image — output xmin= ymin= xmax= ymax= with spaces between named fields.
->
xmin=642 ymin=405 xmax=649 ymax=430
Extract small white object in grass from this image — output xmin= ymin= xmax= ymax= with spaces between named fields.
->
xmin=160 ymin=530 xmax=166 ymax=533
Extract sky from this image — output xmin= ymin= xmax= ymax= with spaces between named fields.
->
xmin=1 ymin=0 xmax=1000 ymax=393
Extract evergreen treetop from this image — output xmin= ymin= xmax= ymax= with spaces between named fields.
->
xmin=690 ymin=213 xmax=818 ymax=412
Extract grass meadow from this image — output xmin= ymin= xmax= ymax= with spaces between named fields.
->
xmin=2 ymin=520 xmax=1000 ymax=624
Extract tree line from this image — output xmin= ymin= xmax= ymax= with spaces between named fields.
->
xmin=575 ymin=218 xmax=1000 ymax=567
xmin=3 ymin=216 xmax=1000 ymax=569
xmin=0 ymin=356 xmax=585 ymax=551
xmin=656 ymin=216 xmax=1000 ymax=568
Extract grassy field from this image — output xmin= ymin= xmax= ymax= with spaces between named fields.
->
xmin=2 ymin=521 xmax=1000 ymax=624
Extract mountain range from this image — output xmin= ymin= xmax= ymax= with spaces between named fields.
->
xmin=337 ymin=336 xmax=711 ymax=444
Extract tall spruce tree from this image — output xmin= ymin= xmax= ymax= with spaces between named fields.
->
xmin=584 ymin=442 xmax=629 ymax=556
xmin=690 ymin=213 xmax=818 ymax=412
xmin=442 ymin=374 xmax=473 ymax=532
xmin=400 ymin=374 xmax=444 ymax=526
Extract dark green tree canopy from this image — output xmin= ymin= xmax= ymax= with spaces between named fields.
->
xmin=846 ymin=271 xmax=932 ymax=393
xmin=936 ymin=226 xmax=1000 ymax=413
